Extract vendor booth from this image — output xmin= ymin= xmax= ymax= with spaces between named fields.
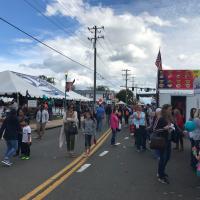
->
xmin=158 ymin=70 xmax=200 ymax=120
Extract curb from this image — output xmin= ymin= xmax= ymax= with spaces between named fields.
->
xmin=32 ymin=125 xmax=62 ymax=132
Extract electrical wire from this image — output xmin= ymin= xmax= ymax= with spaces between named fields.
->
xmin=0 ymin=16 xmax=94 ymax=72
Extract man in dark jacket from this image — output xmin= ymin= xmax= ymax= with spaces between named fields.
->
xmin=0 ymin=109 xmax=21 ymax=166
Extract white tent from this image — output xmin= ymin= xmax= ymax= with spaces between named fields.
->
xmin=66 ymin=91 xmax=91 ymax=101
xmin=0 ymin=71 xmax=91 ymax=101
xmin=0 ymin=71 xmax=43 ymax=97
xmin=116 ymin=101 xmax=126 ymax=105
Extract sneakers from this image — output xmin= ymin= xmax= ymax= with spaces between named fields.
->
xmin=1 ymin=159 xmax=12 ymax=167
xmin=21 ymin=156 xmax=30 ymax=160
xmin=158 ymin=177 xmax=170 ymax=184
xmin=157 ymin=173 xmax=169 ymax=178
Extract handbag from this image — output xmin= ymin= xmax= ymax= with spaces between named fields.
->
xmin=150 ymin=133 xmax=166 ymax=150
xmin=150 ymin=118 xmax=166 ymax=150
xmin=68 ymin=122 xmax=78 ymax=135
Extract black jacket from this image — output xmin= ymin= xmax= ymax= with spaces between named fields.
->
xmin=0 ymin=116 xmax=21 ymax=140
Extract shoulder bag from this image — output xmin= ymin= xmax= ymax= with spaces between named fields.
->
xmin=150 ymin=118 xmax=166 ymax=150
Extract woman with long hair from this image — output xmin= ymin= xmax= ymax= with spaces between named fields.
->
xmin=63 ymin=104 xmax=78 ymax=157
xmin=154 ymin=104 xmax=173 ymax=184
xmin=133 ymin=105 xmax=147 ymax=152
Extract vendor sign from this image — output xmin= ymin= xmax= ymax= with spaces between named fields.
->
xmin=158 ymin=70 xmax=200 ymax=90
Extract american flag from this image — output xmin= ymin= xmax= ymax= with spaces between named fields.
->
xmin=155 ymin=49 xmax=162 ymax=70
xmin=65 ymin=79 xmax=75 ymax=92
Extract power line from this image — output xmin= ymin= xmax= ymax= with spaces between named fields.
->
xmin=22 ymin=0 xmax=91 ymax=49
xmin=0 ymin=16 xmax=117 ymax=89
xmin=0 ymin=16 xmax=94 ymax=72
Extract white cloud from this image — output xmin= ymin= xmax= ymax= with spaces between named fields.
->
xmin=14 ymin=38 xmax=33 ymax=43
xmin=178 ymin=54 xmax=188 ymax=61
xmin=141 ymin=12 xmax=172 ymax=27
xmin=178 ymin=17 xmax=189 ymax=23
xmin=1 ymin=0 xmax=171 ymax=90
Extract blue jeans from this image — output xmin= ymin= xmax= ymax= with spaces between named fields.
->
xmin=4 ymin=140 xmax=18 ymax=161
xmin=97 ymin=117 xmax=103 ymax=132
xmin=111 ymin=129 xmax=117 ymax=145
xmin=158 ymin=141 xmax=171 ymax=178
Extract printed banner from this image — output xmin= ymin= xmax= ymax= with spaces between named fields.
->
xmin=158 ymin=70 xmax=200 ymax=90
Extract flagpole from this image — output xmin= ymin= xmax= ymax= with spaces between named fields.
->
xmin=155 ymin=48 xmax=162 ymax=108
xmin=156 ymin=69 xmax=159 ymax=108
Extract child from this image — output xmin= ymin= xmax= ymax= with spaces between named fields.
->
xmin=21 ymin=119 xmax=32 ymax=160
xmin=83 ymin=111 xmax=96 ymax=157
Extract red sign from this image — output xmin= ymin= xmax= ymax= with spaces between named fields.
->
xmin=158 ymin=70 xmax=197 ymax=90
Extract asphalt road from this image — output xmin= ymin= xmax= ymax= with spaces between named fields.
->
xmin=0 ymin=124 xmax=108 ymax=200
xmin=0 ymin=125 xmax=200 ymax=200
xmin=46 ymin=127 xmax=200 ymax=200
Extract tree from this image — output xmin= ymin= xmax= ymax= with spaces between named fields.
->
xmin=39 ymin=75 xmax=55 ymax=85
xmin=116 ymin=89 xmax=135 ymax=105
xmin=97 ymin=85 xmax=110 ymax=91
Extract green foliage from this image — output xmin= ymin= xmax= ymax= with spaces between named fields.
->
xmin=39 ymin=75 xmax=55 ymax=85
xmin=116 ymin=89 xmax=134 ymax=104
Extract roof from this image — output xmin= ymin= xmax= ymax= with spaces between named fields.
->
xmin=0 ymin=71 xmax=43 ymax=97
xmin=0 ymin=71 xmax=91 ymax=101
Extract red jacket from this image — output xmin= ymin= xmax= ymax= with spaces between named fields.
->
xmin=110 ymin=113 xmax=119 ymax=130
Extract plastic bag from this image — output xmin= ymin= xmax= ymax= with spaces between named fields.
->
xmin=59 ymin=125 xmax=65 ymax=148
xmin=118 ymin=122 xmax=122 ymax=130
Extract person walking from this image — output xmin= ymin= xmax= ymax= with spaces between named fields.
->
xmin=154 ymin=104 xmax=173 ymax=184
xmin=110 ymin=107 xmax=119 ymax=146
xmin=36 ymin=105 xmax=49 ymax=139
xmin=15 ymin=109 xmax=26 ymax=156
xmin=0 ymin=109 xmax=21 ymax=166
xmin=149 ymin=108 xmax=162 ymax=159
xmin=83 ymin=111 xmax=96 ymax=157
xmin=96 ymin=104 xmax=105 ymax=132
xmin=63 ymin=104 xmax=78 ymax=157
xmin=21 ymin=119 xmax=32 ymax=160
xmin=133 ymin=105 xmax=147 ymax=152
xmin=105 ymin=104 xmax=112 ymax=125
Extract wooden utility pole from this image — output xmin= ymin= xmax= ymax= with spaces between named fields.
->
xmin=88 ymin=26 xmax=104 ymax=109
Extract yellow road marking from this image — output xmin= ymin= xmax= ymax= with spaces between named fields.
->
xmin=20 ymin=128 xmax=111 ymax=200
xmin=33 ymin=130 xmax=111 ymax=200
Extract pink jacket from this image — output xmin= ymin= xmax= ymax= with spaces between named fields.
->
xmin=110 ymin=113 xmax=119 ymax=130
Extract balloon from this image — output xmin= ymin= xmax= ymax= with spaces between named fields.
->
xmin=184 ymin=121 xmax=196 ymax=132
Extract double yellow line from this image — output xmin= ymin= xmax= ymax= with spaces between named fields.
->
xmin=20 ymin=128 xmax=111 ymax=200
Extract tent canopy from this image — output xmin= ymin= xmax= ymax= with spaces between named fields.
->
xmin=0 ymin=71 xmax=43 ymax=98
xmin=116 ymin=101 xmax=126 ymax=105
xmin=66 ymin=91 xmax=91 ymax=101
xmin=0 ymin=71 xmax=91 ymax=101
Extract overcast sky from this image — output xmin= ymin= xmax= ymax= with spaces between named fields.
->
xmin=1 ymin=0 xmax=200 ymax=91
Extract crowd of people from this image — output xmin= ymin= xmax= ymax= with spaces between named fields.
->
xmin=1 ymin=99 xmax=200 ymax=186
xmin=108 ymin=103 xmax=200 ymax=185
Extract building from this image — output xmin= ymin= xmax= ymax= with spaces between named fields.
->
xmin=158 ymin=70 xmax=200 ymax=119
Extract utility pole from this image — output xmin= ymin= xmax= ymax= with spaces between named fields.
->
xmin=88 ymin=26 xmax=104 ymax=109
xmin=121 ymin=69 xmax=131 ymax=104
xmin=131 ymin=76 xmax=135 ymax=102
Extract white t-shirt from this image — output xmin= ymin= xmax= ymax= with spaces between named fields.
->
xmin=22 ymin=125 xmax=31 ymax=143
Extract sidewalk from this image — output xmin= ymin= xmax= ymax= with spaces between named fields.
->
xmin=30 ymin=119 xmax=63 ymax=131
